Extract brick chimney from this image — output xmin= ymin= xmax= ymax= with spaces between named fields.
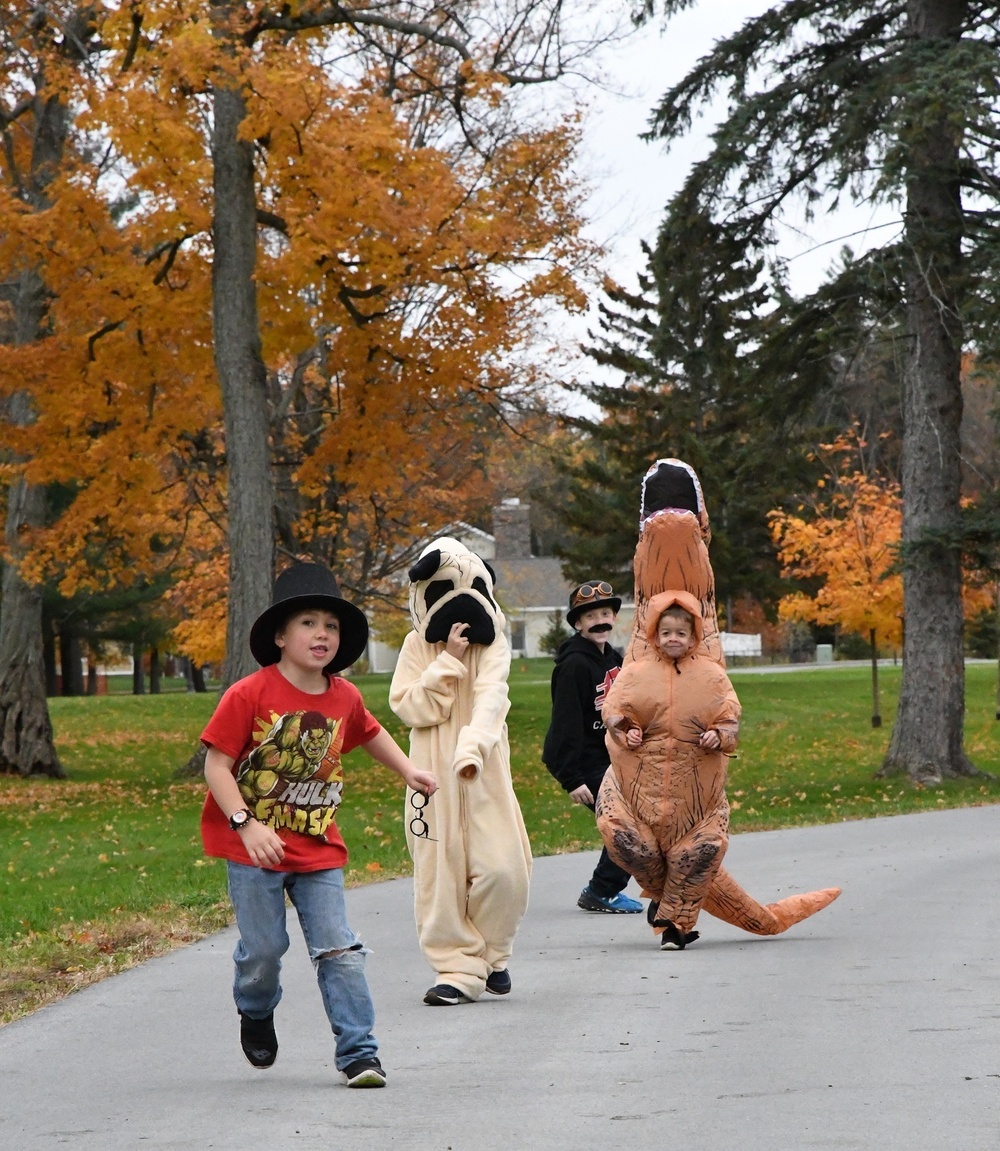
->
xmin=492 ymin=498 xmax=532 ymax=558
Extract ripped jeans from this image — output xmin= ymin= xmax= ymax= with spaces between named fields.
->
xmin=226 ymin=862 xmax=378 ymax=1069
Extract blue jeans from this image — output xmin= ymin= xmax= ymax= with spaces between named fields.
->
xmin=226 ymin=862 xmax=378 ymax=1070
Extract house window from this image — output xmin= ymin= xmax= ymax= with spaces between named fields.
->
xmin=510 ymin=619 xmax=526 ymax=655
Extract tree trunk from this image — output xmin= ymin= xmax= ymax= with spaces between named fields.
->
xmin=209 ymin=31 xmax=274 ymax=691
xmin=995 ymin=585 xmax=1000 ymax=720
xmin=0 ymin=283 xmax=63 ymax=777
xmin=177 ymin=13 xmax=275 ymax=779
xmin=59 ymin=628 xmax=85 ymax=696
xmin=881 ymin=0 xmax=972 ymax=782
xmin=870 ymin=628 xmax=882 ymax=728
xmin=149 ymin=646 xmax=161 ymax=694
xmin=132 ymin=642 xmax=145 ymax=695
xmin=43 ymin=620 xmax=58 ymax=697
xmin=0 ymin=470 xmax=64 ymax=777
xmin=0 ymin=19 xmax=85 ymax=775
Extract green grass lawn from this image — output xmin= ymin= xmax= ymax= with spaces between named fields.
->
xmin=2 ymin=658 xmax=999 ymax=1023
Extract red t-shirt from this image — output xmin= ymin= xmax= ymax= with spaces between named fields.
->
xmin=200 ymin=664 xmax=381 ymax=872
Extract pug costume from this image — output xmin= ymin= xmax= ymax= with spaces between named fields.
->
xmin=389 ymin=538 xmax=532 ymax=1004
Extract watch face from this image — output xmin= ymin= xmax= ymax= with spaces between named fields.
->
xmin=231 ymin=810 xmax=249 ymax=829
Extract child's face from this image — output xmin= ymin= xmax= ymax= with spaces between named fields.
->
xmin=275 ymin=608 xmax=340 ymax=675
xmin=656 ymin=614 xmax=695 ymax=660
xmin=574 ymin=605 xmax=617 ymax=642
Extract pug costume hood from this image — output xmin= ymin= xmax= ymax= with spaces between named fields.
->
xmin=597 ymin=461 xmax=840 ymax=941
xmin=390 ymin=537 xmax=531 ymax=1003
xmin=406 ymin=537 xmax=501 ymax=654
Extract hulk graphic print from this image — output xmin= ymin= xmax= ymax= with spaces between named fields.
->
xmin=237 ymin=709 xmax=345 ymax=840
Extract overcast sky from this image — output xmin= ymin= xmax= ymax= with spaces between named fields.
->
xmin=556 ymin=0 xmax=900 ymax=380
xmin=578 ymin=2 xmax=900 ymax=292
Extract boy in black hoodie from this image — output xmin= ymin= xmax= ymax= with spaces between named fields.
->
xmin=542 ymin=581 xmax=642 ymax=914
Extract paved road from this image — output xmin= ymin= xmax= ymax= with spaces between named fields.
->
xmin=2 ymin=807 xmax=999 ymax=1150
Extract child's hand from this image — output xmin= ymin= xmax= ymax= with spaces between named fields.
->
xmin=445 ymin=622 xmax=470 ymax=659
xmin=239 ymin=820 xmax=286 ymax=868
xmin=698 ymin=729 xmax=721 ymax=750
xmin=407 ymin=769 xmax=438 ymax=797
xmin=569 ymin=783 xmax=594 ymax=805
xmin=624 ymin=727 xmax=643 ymax=749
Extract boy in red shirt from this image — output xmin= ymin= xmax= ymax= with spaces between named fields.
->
xmin=201 ymin=562 xmax=436 ymax=1087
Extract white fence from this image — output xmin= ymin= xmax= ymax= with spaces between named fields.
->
xmin=720 ymin=631 xmax=762 ymax=658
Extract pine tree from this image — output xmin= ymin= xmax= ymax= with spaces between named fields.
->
xmin=636 ymin=0 xmax=998 ymax=782
xmin=561 ymin=214 xmax=817 ymax=609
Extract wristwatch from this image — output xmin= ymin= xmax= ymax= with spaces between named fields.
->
xmin=229 ymin=808 xmax=254 ymax=832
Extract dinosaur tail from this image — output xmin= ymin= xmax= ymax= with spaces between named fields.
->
xmin=702 ymin=866 xmax=841 ymax=936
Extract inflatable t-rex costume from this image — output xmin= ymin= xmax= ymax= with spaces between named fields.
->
xmin=597 ymin=459 xmax=840 ymax=940
xmin=389 ymin=538 xmax=532 ymax=1002
xmin=600 ymin=588 xmax=740 ymax=939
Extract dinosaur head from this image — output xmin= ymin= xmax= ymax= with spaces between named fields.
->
xmin=640 ymin=458 xmax=711 ymax=542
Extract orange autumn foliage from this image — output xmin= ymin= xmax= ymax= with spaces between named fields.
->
xmin=0 ymin=4 xmax=597 ymax=664
xmin=0 ymin=11 xmax=217 ymax=601
xmin=769 ymin=433 xmax=990 ymax=648
xmin=770 ymin=462 xmax=904 ymax=647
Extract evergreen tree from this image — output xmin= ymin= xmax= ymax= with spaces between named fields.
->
xmin=561 ymin=213 xmax=818 ymax=610
xmin=538 ymin=610 xmax=571 ymax=657
xmin=630 ymin=0 xmax=998 ymax=782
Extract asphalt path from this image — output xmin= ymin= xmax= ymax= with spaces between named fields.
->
xmin=2 ymin=806 xmax=999 ymax=1150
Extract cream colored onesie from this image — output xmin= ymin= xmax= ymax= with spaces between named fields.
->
xmin=389 ymin=539 xmax=531 ymax=1000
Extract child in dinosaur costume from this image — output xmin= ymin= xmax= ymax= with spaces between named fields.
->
xmin=596 ymin=459 xmax=840 ymax=943
xmin=389 ymin=538 xmax=532 ymax=1005
xmin=600 ymin=589 xmax=740 ymax=949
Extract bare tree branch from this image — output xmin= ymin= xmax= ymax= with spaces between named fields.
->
xmin=251 ymin=3 xmax=472 ymax=60
xmin=256 ymin=207 xmax=287 ymax=234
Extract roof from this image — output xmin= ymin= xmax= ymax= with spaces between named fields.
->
xmin=491 ymin=557 xmax=575 ymax=612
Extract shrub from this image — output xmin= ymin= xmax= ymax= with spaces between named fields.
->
xmin=538 ymin=610 xmax=571 ymax=656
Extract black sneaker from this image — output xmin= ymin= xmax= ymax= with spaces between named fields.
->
xmin=342 ymin=1057 xmax=387 ymax=1088
xmin=485 ymin=969 xmax=511 ymax=996
xmin=239 ymin=1011 xmax=278 ymax=1069
xmin=423 ymin=983 xmax=472 ymax=1006
xmin=658 ymin=922 xmax=700 ymax=951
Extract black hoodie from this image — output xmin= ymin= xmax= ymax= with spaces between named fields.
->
xmin=542 ymin=632 xmax=623 ymax=795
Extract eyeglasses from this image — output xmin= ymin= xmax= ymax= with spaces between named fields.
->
xmin=572 ymin=581 xmax=614 ymax=606
xmin=409 ymin=790 xmax=437 ymax=841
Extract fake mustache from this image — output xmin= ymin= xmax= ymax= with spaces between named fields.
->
xmin=586 ymin=622 xmax=614 ymax=633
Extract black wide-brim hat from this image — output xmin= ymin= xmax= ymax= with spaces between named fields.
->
xmin=249 ymin=563 xmax=369 ymax=674
xmin=566 ymin=580 xmax=622 ymax=626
